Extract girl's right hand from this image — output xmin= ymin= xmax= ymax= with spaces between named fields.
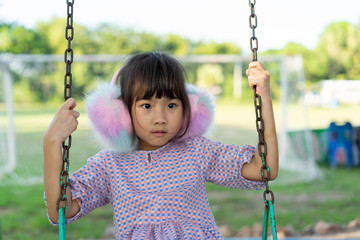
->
xmin=44 ymin=98 xmax=80 ymax=143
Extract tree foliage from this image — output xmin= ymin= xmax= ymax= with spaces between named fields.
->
xmin=0 ymin=23 xmax=51 ymax=53
xmin=268 ymin=21 xmax=360 ymax=83
xmin=192 ymin=41 xmax=241 ymax=55
xmin=1 ymin=19 xmax=360 ymax=103
xmin=315 ymin=22 xmax=360 ymax=80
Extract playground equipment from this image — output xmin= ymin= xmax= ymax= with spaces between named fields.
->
xmin=328 ymin=122 xmax=354 ymax=168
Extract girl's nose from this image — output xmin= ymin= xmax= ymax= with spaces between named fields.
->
xmin=154 ymin=110 xmax=166 ymax=125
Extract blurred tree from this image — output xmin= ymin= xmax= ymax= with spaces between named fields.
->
xmin=197 ymin=64 xmax=224 ymax=95
xmin=272 ymin=42 xmax=327 ymax=83
xmin=132 ymin=32 xmax=163 ymax=53
xmin=0 ymin=23 xmax=54 ymax=102
xmin=315 ymin=21 xmax=360 ymax=80
xmin=190 ymin=41 xmax=241 ymax=98
xmin=0 ymin=23 xmax=51 ymax=53
xmin=91 ymin=24 xmax=136 ymax=54
xmin=192 ymin=41 xmax=241 ymax=54
xmin=163 ymin=33 xmax=191 ymax=55
xmin=36 ymin=17 xmax=69 ymax=54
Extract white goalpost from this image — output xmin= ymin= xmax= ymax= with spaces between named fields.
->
xmin=0 ymin=63 xmax=16 ymax=178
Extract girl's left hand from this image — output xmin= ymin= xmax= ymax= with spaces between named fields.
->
xmin=246 ymin=61 xmax=271 ymax=100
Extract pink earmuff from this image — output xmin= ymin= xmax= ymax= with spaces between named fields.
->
xmin=85 ymin=68 xmax=214 ymax=152
xmin=110 ymin=67 xmax=122 ymax=86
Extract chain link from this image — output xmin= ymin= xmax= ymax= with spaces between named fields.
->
xmin=249 ymin=0 xmax=258 ymax=62
xmin=64 ymin=0 xmax=74 ymax=101
xmin=57 ymin=0 xmax=74 ymax=214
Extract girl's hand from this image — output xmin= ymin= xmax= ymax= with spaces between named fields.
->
xmin=242 ymin=61 xmax=278 ymax=181
xmin=246 ymin=61 xmax=271 ymax=100
xmin=45 ymin=98 xmax=80 ymax=143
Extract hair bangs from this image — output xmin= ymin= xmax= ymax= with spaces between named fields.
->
xmin=133 ymin=55 xmax=183 ymax=101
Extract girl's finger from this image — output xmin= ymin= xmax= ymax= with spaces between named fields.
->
xmin=248 ymin=61 xmax=266 ymax=73
xmin=246 ymin=62 xmax=263 ymax=76
xmin=72 ymin=110 xmax=80 ymax=118
xmin=73 ymin=119 xmax=79 ymax=130
xmin=249 ymin=61 xmax=264 ymax=68
xmin=63 ymin=97 xmax=77 ymax=110
xmin=248 ymin=78 xmax=260 ymax=89
xmin=248 ymin=61 xmax=259 ymax=68
xmin=247 ymin=67 xmax=262 ymax=78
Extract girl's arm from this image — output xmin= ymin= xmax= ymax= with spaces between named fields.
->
xmin=43 ymin=98 xmax=81 ymax=223
xmin=241 ymin=61 xmax=279 ymax=181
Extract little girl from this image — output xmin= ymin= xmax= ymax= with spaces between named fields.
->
xmin=44 ymin=52 xmax=278 ymax=239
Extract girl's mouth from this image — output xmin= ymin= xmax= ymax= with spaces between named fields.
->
xmin=153 ymin=131 xmax=166 ymax=137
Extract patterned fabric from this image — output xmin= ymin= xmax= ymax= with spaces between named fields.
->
xmin=47 ymin=136 xmax=265 ymax=239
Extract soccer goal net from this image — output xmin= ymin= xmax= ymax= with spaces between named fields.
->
xmin=277 ymin=55 xmax=323 ymax=183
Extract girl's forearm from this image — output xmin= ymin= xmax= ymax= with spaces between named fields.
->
xmin=43 ymin=136 xmax=79 ymax=223
xmin=259 ymin=97 xmax=279 ymax=180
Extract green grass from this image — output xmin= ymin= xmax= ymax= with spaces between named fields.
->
xmin=205 ymin=166 xmax=360 ymax=233
xmin=0 ymin=102 xmax=359 ymax=239
xmin=0 ymin=184 xmax=112 ymax=239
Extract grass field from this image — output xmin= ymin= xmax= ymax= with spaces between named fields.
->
xmin=0 ymin=102 xmax=359 ymax=239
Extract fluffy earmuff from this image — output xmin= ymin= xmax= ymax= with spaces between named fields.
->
xmin=85 ymin=69 xmax=214 ymax=152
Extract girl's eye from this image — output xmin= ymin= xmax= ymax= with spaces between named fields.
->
xmin=141 ymin=104 xmax=151 ymax=109
xmin=168 ymin=103 xmax=177 ymax=109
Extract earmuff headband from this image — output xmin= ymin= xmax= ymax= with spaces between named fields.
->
xmin=85 ymin=68 xmax=214 ymax=152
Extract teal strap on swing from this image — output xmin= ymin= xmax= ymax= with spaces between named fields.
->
xmin=59 ymin=208 xmax=66 ymax=240
xmin=262 ymin=203 xmax=269 ymax=240
xmin=269 ymin=200 xmax=277 ymax=239
xmin=262 ymin=200 xmax=277 ymax=240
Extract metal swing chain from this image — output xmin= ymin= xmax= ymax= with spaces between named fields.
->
xmin=248 ymin=1 xmax=277 ymax=239
xmin=249 ymin=0 xmax=258 ymax=62
xmin=57 ymin=1 xmax=74 ymax=239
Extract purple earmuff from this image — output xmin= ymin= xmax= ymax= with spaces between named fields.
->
xmin=85 ymin=68 xmax=214 ymax=152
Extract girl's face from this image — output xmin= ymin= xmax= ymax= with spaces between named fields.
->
xmin=131 ymin=95 xmax=183 ymax=150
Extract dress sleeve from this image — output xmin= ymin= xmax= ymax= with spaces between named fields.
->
xmin=45 ymin=151 xmax=112 ymax=226
xmin=194 ymin=136 xmax=265 ymax=190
